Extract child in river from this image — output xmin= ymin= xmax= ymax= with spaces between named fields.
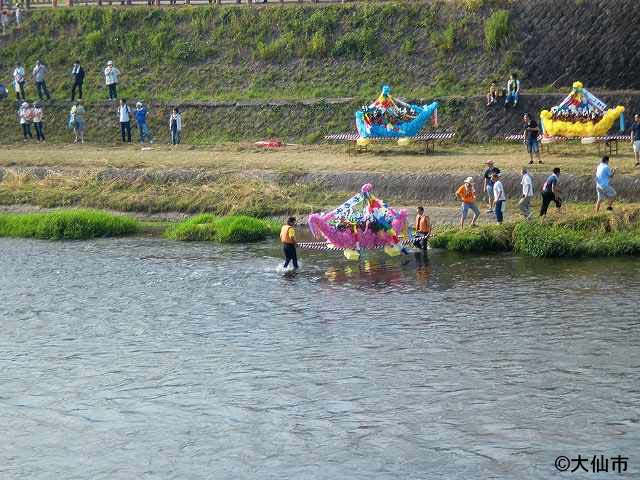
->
xmin=280 ymin=216 xmax=298 ymax=270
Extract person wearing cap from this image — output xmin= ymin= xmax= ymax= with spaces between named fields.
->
xmin=595 ymin=156 xmax=616 ymax=212
xmin=18 ymin=101 xmax=33 ymax=141
xmin=135 ymin=101 xmax=153 ymax=144
xmin=482 ymin=160 xmax=500 ymax=212
xmin=71 ymin=60 xmax=85 ymax=101
xmin=12 ymin=62 xmax=26 ymax=100
xmin=104 ymin=60 xmax=121 ymax=100
xmin=32 ymin=60 xmax=51 ymax=101
xmin=32 ymin=101 xmax=45 ymax=142
xmin=455 ymin=176 xmax=480 ymax=228
xmin=492 ymin=172 xmax=506 ymax=223
xmin=523 ymin=113 xmax=542 ymax=165
xmin=413 ymin=206 xmax=431 ymax=249
xmin=118 ymin=98 xmax=132 ymax=143
xmin=540 ymin=167 xmax=562 ymax=216
xmin=518 ymin=167 xmax=534 ymax=218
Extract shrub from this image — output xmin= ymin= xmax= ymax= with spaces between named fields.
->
xmin=431 ymin=24 xmax=456 ymax=52
xmin=0 ymin=210 xmax=139 ymax=240
xmin=331 ymin=29 xmax=378 ymax=58
xmin=484 ymin=9 xmax=511 ymax=51
xmin=306 ymin=31 xmax=328 ymax=58
xmin=164 ymin=214 xmax=279 ymax=243
xmin=256 ymin=32 xmax=297 ymax=61
xmin=430 ymin=224 xmax=513 ymax=253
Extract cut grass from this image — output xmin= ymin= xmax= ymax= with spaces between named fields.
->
xmin=164 ymin=214 xmax=280 ymax=243
xmin=0 ymin=209 xmax=139 ymax=240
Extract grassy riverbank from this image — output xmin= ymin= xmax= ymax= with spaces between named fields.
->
xmin=0 ymin=209 xmax=139 ymax=239
xmin=431 ymin=207 xmax=640 ymax=257
xmin=164 ymin=214 xmax=279 ymax=242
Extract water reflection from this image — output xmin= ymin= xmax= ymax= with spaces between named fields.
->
xmin=1 ymin=237 xmax=639 ymax=480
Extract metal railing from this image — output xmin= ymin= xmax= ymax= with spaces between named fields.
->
xmin=3 ymin=0 xmax=351 ymax=7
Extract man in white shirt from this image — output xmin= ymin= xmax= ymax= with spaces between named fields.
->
xmin=104 ymin=60 xmax=121 ymax=100
xmin=492 ymin=172 xmax=506 ymax=224
xmin=595 ymin=156 xmax=616 ymax=212
xmin=118 ymin=98 xmax=131 ymax=143
xmin=518 ymin=168 xmax=534 ymax=219
xmin=32 ymin=60 xmax=51 ymax=101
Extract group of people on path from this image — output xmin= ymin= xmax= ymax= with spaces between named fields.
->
xmin=453 ymin=156 xmax=620 ymax=227
xmin=1 ymin=6 xmax=21 ymax=36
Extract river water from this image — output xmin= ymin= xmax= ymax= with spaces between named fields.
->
xmin=1 ymin=237 xmax=639 ymax=479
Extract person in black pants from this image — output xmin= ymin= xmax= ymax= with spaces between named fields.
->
xmin=280 ymin=217 xmax=299 ymax=270
xmin=118 ymin=98 xmax=132 ymax=143
xmin=71 ymin=60 xmax=84 ymax=101
xmin=540 ymin=167 xmax=562 ymax=216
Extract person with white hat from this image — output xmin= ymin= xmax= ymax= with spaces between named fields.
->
xmin=492 ymin=171 xmax=506 ymax=224
xmin=13 ymin=62 xmax=26 ymax=100
xmin=18 ymin=101 xmax=33 ymax=141
xmin=455 ymin=176 xmax=480 ymax=228
xmin=134 ymin=101 xmax=153 ymax=144
xmin=482 ymin=159 xmax=500 ymax=213
xmin=104 ymin=60 xmax=121 ymax=100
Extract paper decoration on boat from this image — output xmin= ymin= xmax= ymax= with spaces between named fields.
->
xmin=308 ymin=183 xmax=408 ymax=261
xmin=355 ymin=85 xmax=439 ymax=141
xmin=540 ymin=82 xmax=624 ymax=137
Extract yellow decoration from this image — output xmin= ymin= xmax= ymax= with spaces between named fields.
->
xmin=343 ymin=249 xmax=360 ymax=261
xmin=540 ymin=105 xmax=624 ymax=137
xmin=384 ymin=245 xmax=401 ymax=257
xmin=397 ymin=137 xmax=411 ymax=146
xmin=356 ymin=138 xmax=370 ymax=147
xmin=572 ymin=81 xmax=583 ymax=90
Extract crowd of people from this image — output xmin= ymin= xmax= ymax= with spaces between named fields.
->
xmin=4 ymin=59 xmax=184 ymax=145
xmin=0 ymin=6 xmax=21 ymax=36
xmin=486 ymin=73 xmax=520 ymax=108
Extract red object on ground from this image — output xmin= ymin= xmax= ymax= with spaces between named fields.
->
xmin=255 ymin=139 xmax=284 ymax=149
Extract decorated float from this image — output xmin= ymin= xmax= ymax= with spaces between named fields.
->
xmin=540 ymin=81 xmax=624 ymax=142
xmin=306 ymin=183 xmax=409 ymax=261
xmin=355 ymin=85 xmax=439 ymax=146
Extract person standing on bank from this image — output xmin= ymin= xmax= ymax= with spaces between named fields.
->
xmin=32 ymin=60 xmax=51 ymax=101
xmin=18 ymin=101 xmax=33 ymax=141
xmin=71 ymin=60 xmax=84 ymax=101
xmin=104 ymin=60 xmax=120 ymax=101
xmin=13 ymin=62 xmax=26 ymax=100
xmin=631 ymin=113 xmax=640 ymax=168
xmin=118 ymin=99 xmax=132 ymax=143
xmin=169 ymin=107 xmax=182 ymax=145
xmin=281 ymin=216 xmax=299 ymax=270
xmin=135 ymin=101 xmax=153 ymax=144
xmin=540 ymin=167 xmax=562 ymax=216
xmin=69 ymin=101 xmax=86 ymax=144
xmin=518 ymin=167 xmax=534 ymax=219
xmin=455 ymin=176 xmax=480 ymax=228
xmin=483 ymin=159 xmax=499 ymax=213
xmin=32 ymin=101 xmax=45 ymax=142
xmin=492 ymin=172 xmax=506 ymax=224
xmin=523 ymin=113 xmax=542 ymax=164
xmin=595 ymin=156 xmax=616 ymax=212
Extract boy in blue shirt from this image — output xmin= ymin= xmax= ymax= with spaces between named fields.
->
xmin=135 ymin=101 xmax=153 ymax=144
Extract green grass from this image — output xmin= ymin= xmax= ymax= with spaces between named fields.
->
xmin=484 ymin=9 xmax=511 ymax=50
xmin=0 ymin=3 xmax=518 ymax=103
xmin=431 ymin=208 xmax=640 ymax=257
xmin=164 ymin=214 xmax=280 ymax=243
xmin=0 ymin=209 xmax=139 ymax=240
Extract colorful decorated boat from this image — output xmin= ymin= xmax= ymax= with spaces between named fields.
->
xmin=355 ymin=85 xmax=439 ymax=144
xmin=540 ymin=82 xmax=624 ymax=138
xmin=307 ymin=183 xmax=408 ymax=261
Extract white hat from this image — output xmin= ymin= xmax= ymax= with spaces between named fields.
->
xmin=21 ymin=102 xmax=28 ymax=107
xmin=464 ymin=176 xmax=474 ymax=184
xmin=107 ymin=60 xmax=113 ymax=65
xmin=136 ymin=101 xmax=142 ymax=107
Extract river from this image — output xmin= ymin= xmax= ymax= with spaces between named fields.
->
xmin=1 ymin=238 xmax=639 ymax=479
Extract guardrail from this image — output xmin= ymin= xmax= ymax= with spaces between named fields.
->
xmin=2 ymin=0 xmax=350 ymax=7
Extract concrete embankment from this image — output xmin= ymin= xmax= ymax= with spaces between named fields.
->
xmin=2 ymin=165 xmax=640 ymax=204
